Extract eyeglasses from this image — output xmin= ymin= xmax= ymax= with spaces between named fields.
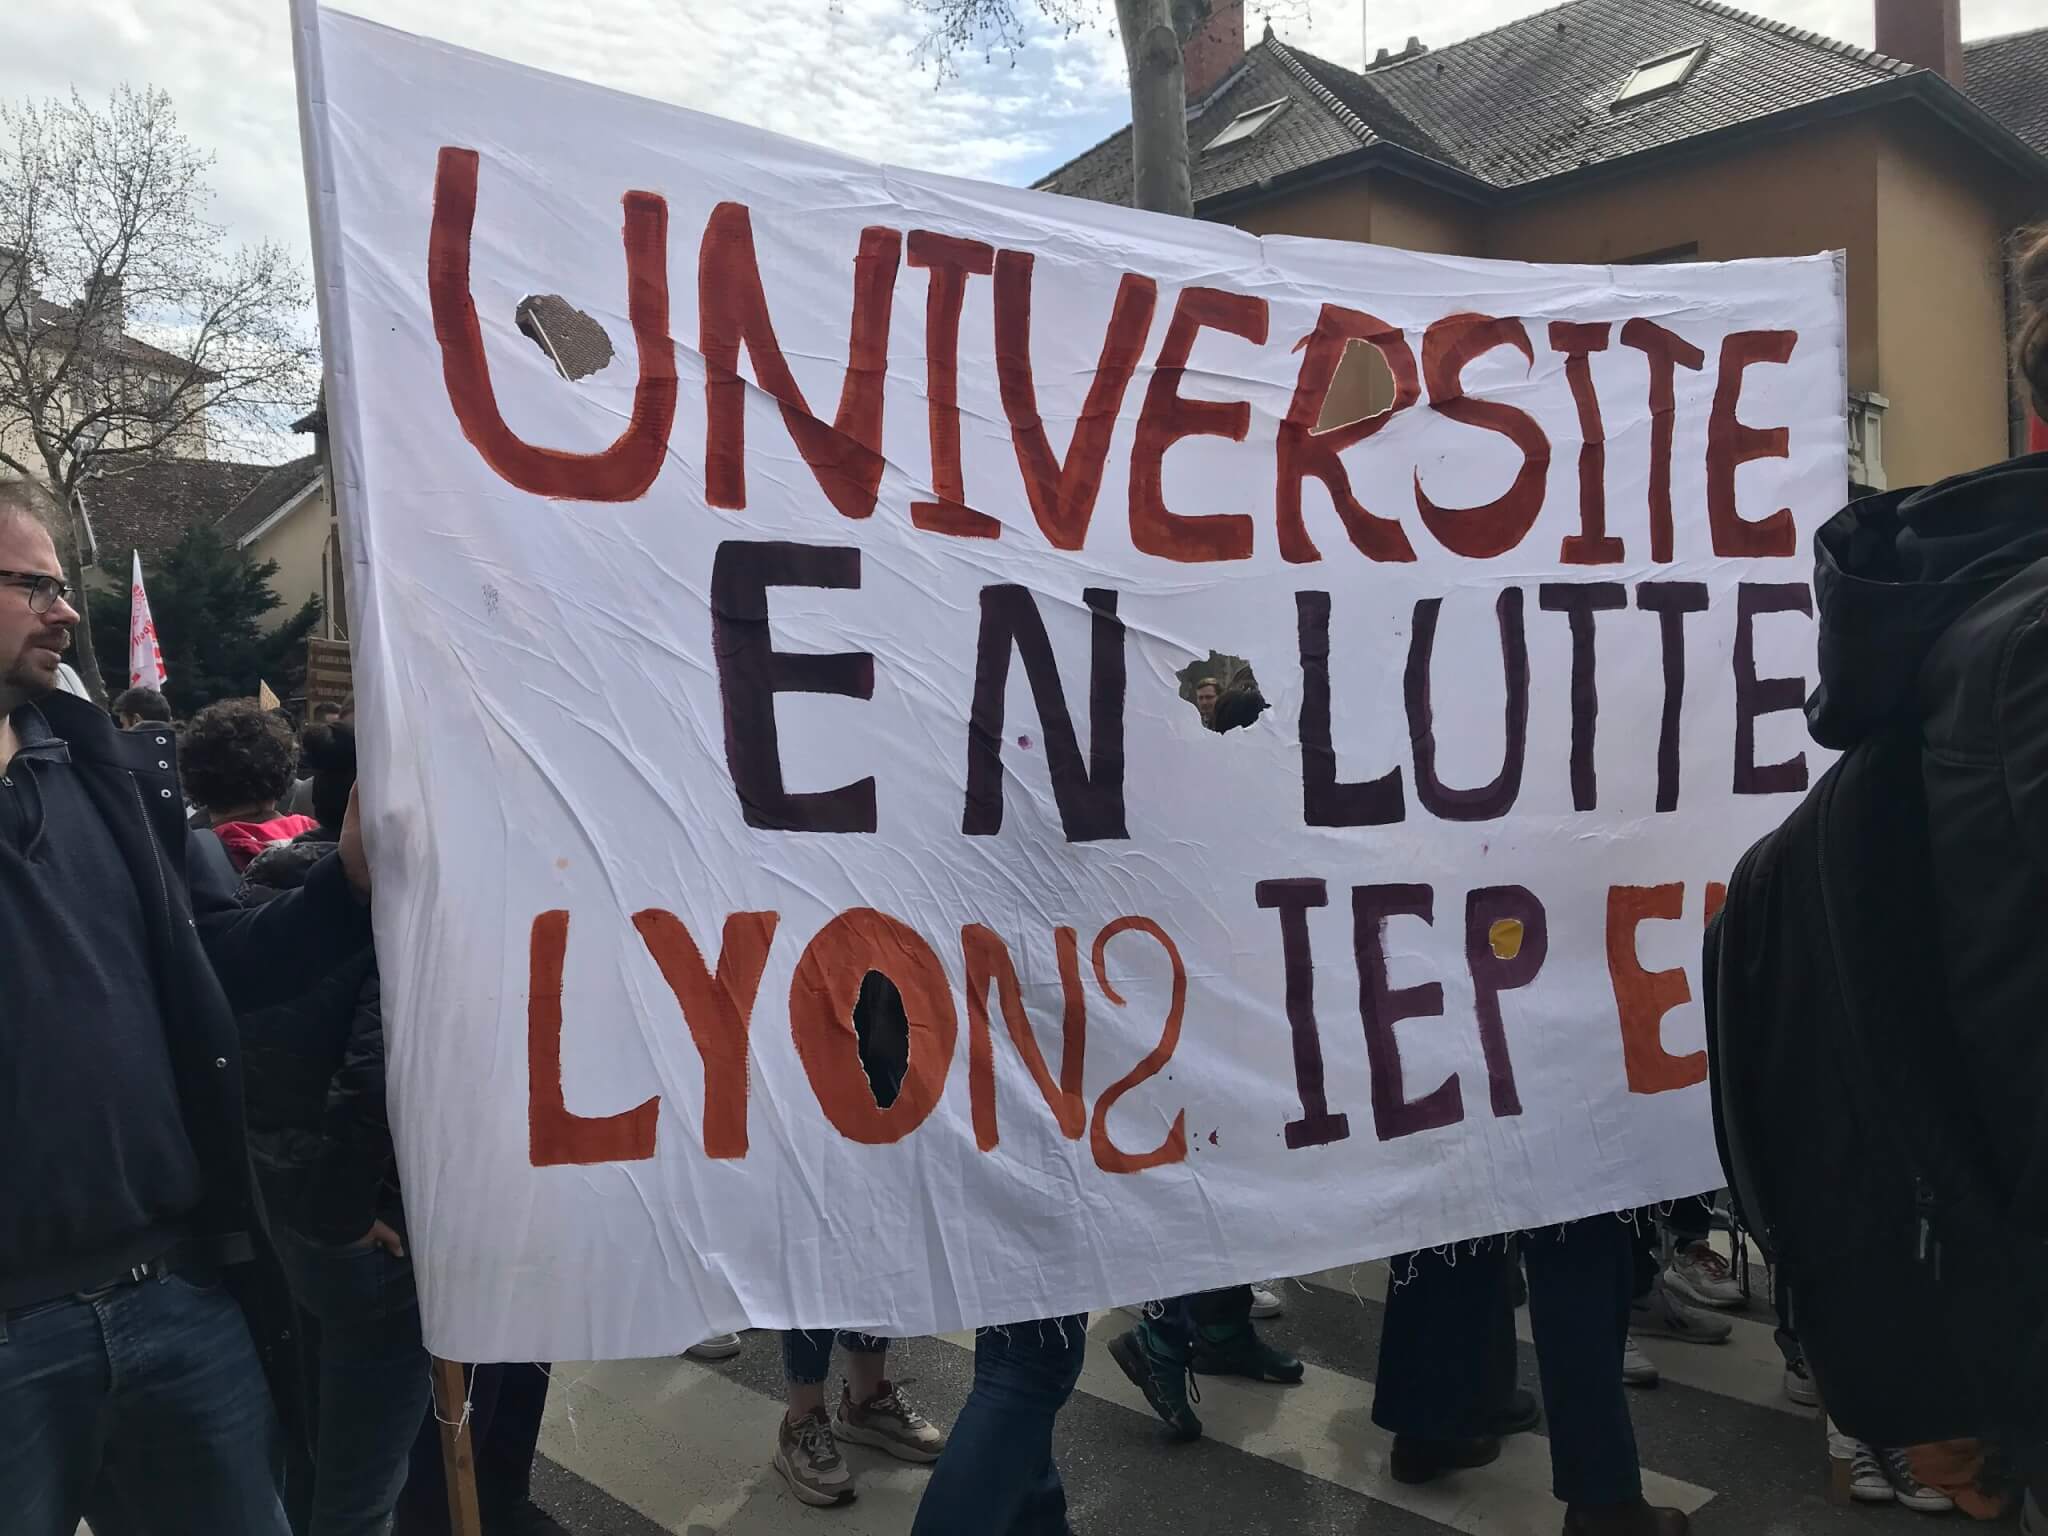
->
xmin=0 ymin=569 xmax=74 ymax=615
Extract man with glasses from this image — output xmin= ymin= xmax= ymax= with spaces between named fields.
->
xmin=0 ymin=478 xmax=374 ymax=1533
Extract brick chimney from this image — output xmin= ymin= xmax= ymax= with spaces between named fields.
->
xmin=1184 ymin=0 xmax=1246 ymax=105
xmin=1875 ymin=0 xmax=1963 ymax=83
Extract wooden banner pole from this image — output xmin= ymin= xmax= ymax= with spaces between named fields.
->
xmin=431 ymin=1356 xmax=485 ymax=1536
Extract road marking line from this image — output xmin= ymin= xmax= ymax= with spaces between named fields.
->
xmin=539 ymin=1356 xmax=928 ymax=1535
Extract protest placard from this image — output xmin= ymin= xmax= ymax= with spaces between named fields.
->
xmin=295 ymin=2 xmax=1845 ymax=1360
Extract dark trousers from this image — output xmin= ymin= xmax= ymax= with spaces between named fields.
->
xmin=397 ymin=1361 xmax=550 ymax=1527
xmin=0 ymin=1267 xmax=292 ymax=1536
xmin=911 ymin=1317 xmax=1087 ymax=1536
xmin=1374 ymin=1221 xmax=1643 ymax=1506
xmin=1144 ymin=1285 xmax=1252 ymax=1353
xmin=273 ymin=1229 xmax=431 ymax=1536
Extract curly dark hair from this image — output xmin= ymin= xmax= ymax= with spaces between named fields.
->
xmin=2018 ymin=225 xmax=2048 ymax=427
xmin=180 ymin=698 xmax=299 ymax=813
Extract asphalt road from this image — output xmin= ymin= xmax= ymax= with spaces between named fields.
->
xmin=521 ymin=1257 xmax=2007 ymax=1535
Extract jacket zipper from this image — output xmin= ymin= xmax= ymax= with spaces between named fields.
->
xmin=127 ymin=776 xmax=175 ymax=936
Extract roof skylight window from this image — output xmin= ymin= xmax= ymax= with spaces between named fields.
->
xmin=1205 ymin=98 xmax=1290 ymax=153
xmin=1613 ymin=43 xmax=1708 ymax=108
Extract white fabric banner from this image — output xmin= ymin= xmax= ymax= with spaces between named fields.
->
xmin=128 ymin=550 xmax=167 ymax=693
xmin=294 ymin=3 xmax=1846 ymax=1361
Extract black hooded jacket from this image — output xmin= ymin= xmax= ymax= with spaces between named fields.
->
xmin=239 ymin=830 xmax=394 ymax=1247
xmin=1806 ymin=451 xmax=2048 ymax=1207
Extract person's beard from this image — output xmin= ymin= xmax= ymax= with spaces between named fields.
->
xmin=1 ymin=622 xmax=73 ymax=704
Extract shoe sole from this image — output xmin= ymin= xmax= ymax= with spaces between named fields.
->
xmin=1390 ymin=1440 xmax=1502 ymax=1486
xmin=833 ymin=1418 xmax=944 ymax=1465
xmin=1249 ymin=1300 xmax=1283 ymax=1319
xmin=773 ymin=1448 xmax=856 ymax=1507
xmin=1623 ymin=1370 xmax=1662 ymax=1388
xmin=1895 ymin=1494 xmax=1955 ymax=1514
xmin=1108 ymin=1332 xmax=1202 ymax=1442
xmin=683 ymin=1343 xmax=744 ymax=1362
xmin=1783 ymin=1381 xmax=1820 ymax=1408
xmin=1663 ymin=1272 xmax=1745 ymax=1311
xmin=1189 ymin=1357 xmax=1306 ymax=1384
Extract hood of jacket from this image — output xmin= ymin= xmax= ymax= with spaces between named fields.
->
xmin=1807 ymin=452 xmax=2048 ymax=750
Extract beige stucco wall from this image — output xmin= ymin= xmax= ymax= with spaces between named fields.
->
xmin=1211 ymin=112 xmax=2039 ymax=488
xmin=1870 ymin=125 xmax=2016 ymax=486
xmin=1484 ymin=120 xmax=1883 ymax=400
xmin=243 ymin=481 xmax=331 ymax=630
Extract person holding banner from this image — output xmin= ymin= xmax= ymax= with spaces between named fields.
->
xmin=238 ymin=721 xmax=430 ymax=1536
xmin=773 ymin=974 xmax=949 ymax=1507
xmin=0 ymin=477 xmax=372 ymax=1535
xmin=1371 ymin=1220 xmax=1686 ymax=1534
xmin=912 ymin=1314 xmax=1089 ymax=1536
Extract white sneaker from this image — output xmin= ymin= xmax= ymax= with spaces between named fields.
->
xmin=1879 ymin=1447 xmax=1954 ymax=1514
xmin=2021 ymin=1490 xmax=2042 ymax=1535
xmin=684 ymin=1332 xmax=744 ymax=1362
xmin=1249 ymin=1282 xmax=1284 ymax=1319
xmin=1630 ymin=1274 xmax=1733 ymax=1345
xmin=1622 ymin=1334 xmax=1659 ymax=1387
xmin=1663 ymin=1241 xmax=1744 ymax=1309
xmin=1782 ymin=1356 xmax=1819 ymax=1407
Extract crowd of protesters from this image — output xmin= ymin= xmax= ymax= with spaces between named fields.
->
xmin=2 ymin=225 xmax=2044 ymax=1535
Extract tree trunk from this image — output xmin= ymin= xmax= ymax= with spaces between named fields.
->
xmin=1116 ymin=0 xmax=1194 ymax=217
xmin=62 ymin=502 xmax=108 ymax=706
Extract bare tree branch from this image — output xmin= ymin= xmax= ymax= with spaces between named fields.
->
xmin=0 ymin=85 xmax=318 ymax=702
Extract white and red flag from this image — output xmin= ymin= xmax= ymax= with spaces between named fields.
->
xmin=128 ymin=550 xmax=167 ymax=692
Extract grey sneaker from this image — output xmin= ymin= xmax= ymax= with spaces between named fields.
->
xmin=836 ymin=1379 xmax=947 ymax=1463
xmin=2021 ymin=1490 xmax=2041 ymax=1535
xmin=775 ymin=1408 xmax=855 ymax=1506
xmin=1879 ymin=1448 xmax=1953 ymax=1514
xmin=1249 ymin=1282 xmax=1284 ymax=1319
xmin=1630 ymin=1275 xmax=1732 ymax=1345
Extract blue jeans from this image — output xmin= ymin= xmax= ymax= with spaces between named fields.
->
xmin=781 ymin=1329 xmax=887 ymax=1384
xmin=275 ymin=1227 xmax=431 ymax=1536
xmin=0 ymin=1265 xmax=291 ymax=1536
xmin=911 ymin=1316 xmax=1087 ymax=1536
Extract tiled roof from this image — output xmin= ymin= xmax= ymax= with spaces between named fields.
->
xmin=1965 ymin=26 xmax=2048 ymax=159
xmin=1039 ymin=45 xmax=1396 ymax=209
xmin=1040 ymin=0 xmax=2043 ymax=209
xmin=1357 ymin=0 xmax=1907 ymax=189
xmin=82 ymin=458 xmax=277 ymax=561
xmin=215 ymin=454 xmax=323 ymax=547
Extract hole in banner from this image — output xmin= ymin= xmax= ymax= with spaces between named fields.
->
xmin=852 ymin=970 xmax=908 ymax=1110
xmin=1315 ymin=336 xmax=1399 ymax=432
xmin=1177 ymin=651 xmax=1268 ymax=735
xmin=515 ymin=294 xmax=615 ymax=381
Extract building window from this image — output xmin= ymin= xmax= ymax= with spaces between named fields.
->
xmin=1613 ymin=44 xmax=1708 ymax=109
xmin=1205 ymin=98 xmax=1290 ymax=154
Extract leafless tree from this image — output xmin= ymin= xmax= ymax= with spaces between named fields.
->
xmin=0 ymin=86 xmax=317 ymax=701
xmin=914 ymin=0 xmax=1218 ymax=217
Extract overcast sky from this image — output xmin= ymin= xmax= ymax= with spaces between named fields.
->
xmin=0 ymin=0 xmax=2036 ymax=427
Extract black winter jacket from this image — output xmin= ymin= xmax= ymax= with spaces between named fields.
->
xmin=239 ymin=832 xmax=394 ymax=1247
xmin=1806 ymin=450 xmax=2048 ymax=1216
xmin=27 ymin=693 xmax=374 ymax=1264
